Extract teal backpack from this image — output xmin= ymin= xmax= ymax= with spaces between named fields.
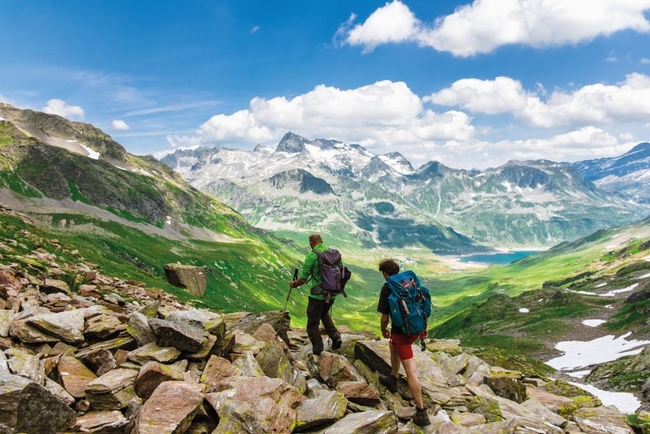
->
xmin=386 ymin=270 xmax=432 ymax=336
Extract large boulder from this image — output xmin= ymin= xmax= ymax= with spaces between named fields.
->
xmin=163 ymin=264 xmax=207 ymax=296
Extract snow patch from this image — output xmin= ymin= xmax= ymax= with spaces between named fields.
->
xmin=601 ymin=283 xmax=638 ymax=297
xmin=547 ymin=332 xmax=650 ymax=370
xmin=582 ymin=319 xmax=606 ymax=327
xmin=566 ymin=370 xmax=591 ymax=378
xmin=568 ymin=382 xmax=641 ymax=414
xmin=565 ymin=283 xmax=638 ymax=297
xmin=78 ymin=143 xmax=100 ymax=160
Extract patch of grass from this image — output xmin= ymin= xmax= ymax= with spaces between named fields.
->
xmin=67 ymin=179 xmax=92 ymax=204
xmin=459 ymin=333 xmax=546 ymax=355
xmin=605 ymin=296 xmax=650 ymax=332
xmin=606 ymin=372 xmax=649 ymax=390
xmin=105 ymin=207 xmax=149 ymax=224
xmin=472 ymin=347 xmax=555 ymax=378
xmin=0 ymin=172 xmax=42 ymax=198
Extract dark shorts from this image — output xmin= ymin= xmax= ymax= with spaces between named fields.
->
xmin=390 ymin=333 xmax=419 ymax=360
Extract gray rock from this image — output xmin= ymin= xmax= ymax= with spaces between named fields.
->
xmin=295 ymin=390 xmax=348 ymax=431
xmin=0 ymin=372 xmax=76 ymax=434
xmin=149 ymin=317 xmax=206 ymax=352
xmin=315 ymin=409 xmax=398 ymax=433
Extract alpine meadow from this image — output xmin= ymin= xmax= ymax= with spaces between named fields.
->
xmin=3 ymin=1 xmax=650 ymax=432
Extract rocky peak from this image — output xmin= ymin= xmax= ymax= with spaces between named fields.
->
xmin=253 ymin=143 xmax=272 ymax=153
xmin=275 ymin=132 xmax=310 ymax=153
xmin=0 ymin=102 xmax=127 ymax=163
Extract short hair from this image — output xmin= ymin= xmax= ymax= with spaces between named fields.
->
xmin=309 ymin=233 xmax=323 ymax=245
xmin=378 ymin=258 xmax=400 ymax=276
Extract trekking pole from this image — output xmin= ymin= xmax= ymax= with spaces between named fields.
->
xmin=284 ymin=267 xmax=299 ymax=311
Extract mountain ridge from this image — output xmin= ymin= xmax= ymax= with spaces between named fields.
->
xmin=161 ymin=131 xmax=650 ymax=250
xmin=572 ymin=141 xmax=650 ymax=203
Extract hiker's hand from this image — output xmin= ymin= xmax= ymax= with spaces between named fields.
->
xmin=289 ymin=280 xmax=297 ymax=288
xmin=419 ymin=331 xmax=427 ymax=339
xmin=381 ymin=329 xmax=390 ymax=339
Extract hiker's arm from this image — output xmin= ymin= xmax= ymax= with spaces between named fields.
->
xmin=298 ymin=251 xmax=317 ymax=281
xmin=380 ymin=313 xmax=390 ymax=338
xmin=290 ymin=278 xmax=307 ymax=288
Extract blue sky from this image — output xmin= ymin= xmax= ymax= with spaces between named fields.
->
xmin=1 ymin=0 xmax=650 ymax=170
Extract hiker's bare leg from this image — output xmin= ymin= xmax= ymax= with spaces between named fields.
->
xmin=389 ymin=342 xmax=401 ymax=378
xmin=402 ymin=357 xmax=425 ymax=408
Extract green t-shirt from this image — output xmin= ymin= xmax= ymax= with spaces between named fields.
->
xmin=300 ymin=243 xmax=328 ymax=300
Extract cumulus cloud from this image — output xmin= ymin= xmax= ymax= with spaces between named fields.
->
xmin=42 ymin=99 xmax=85 ymax=120
xmin=167 ymin=76 xmax=646 ymax=170
xmin=438 ymin=127 xmax=632 ymax=169
xmin=112 ymin=120 xmax=130 ymax=130
xmin=167 ymin=80 xmax=475 ymax=163
xmin=341 ymin=0 xmax=650 ymax=56
xmin=341 ymin=1 xmax=420 ymax=53
xmin=428 ymin=77 xmax=529 ymax=115
xmin=429 ymin=73 xmax=650 ymax=129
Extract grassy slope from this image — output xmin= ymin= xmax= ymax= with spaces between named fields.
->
xmin=431 ymin=220 xmax=650 ymax=359
xmin=5 ymin=118 xmax=650 ymax=350
xmin=0 ymin=208 xmax=391 ymax=330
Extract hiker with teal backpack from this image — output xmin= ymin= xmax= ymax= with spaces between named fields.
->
xmin=289 ymin=234 xmax=350 ymax=358
xmin=376 ymin=258 xmax=431 ymax=427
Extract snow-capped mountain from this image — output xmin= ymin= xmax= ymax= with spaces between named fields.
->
xmin=572 ymin=142 xmax=650 ymax=203
xmin=160 ymin=132 xmax=650 ymax=250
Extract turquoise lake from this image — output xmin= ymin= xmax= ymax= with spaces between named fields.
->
xmin=459 ymin=250 xmax=541 ymax=265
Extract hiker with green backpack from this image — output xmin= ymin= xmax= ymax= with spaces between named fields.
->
xmin=376 ymin=258 xmax=431 ymax=427
xmin=289 ymin=233 xmax=350 ymax=358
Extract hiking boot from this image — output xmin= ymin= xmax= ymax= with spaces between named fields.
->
xmin=308 ymin=352 xmax=321 ymax=364
xmin=413 ymin=406 xmax=431 ymax=426
xmin=332 ymin=335 xmax=342 ymax=350
xmin=379 ymin=373 xmax=399 ymax=393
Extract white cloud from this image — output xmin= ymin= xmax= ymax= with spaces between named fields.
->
xmin=167 ymin=80 xmax=475 ymax=166
xmin=166 ymin=76 xmax=648 ymax=169
xmin=411 ymin=127 xmax=633 ymax=170
xmin=112 ymin=120 xmax=130 ymax=130
xmin=341 ymin=0 xmax=650 ymax=56
xmin=430 ymin=73 xmax=650 ymax=129
xmin=641 ymin=58 xmax=650 ymax=64
xmin=124 ymin=101 xmax=219 ymax=117
xmin=343 ymin=1 xmax=420 ymax=53
xmin=428 ymin=76 xmax=529 ymax=115
xmin=42 ymin=99 xmax=85 ymax=120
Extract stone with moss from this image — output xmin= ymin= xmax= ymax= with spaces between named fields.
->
xmin=467 ymin=396 xmax=503 ymax=423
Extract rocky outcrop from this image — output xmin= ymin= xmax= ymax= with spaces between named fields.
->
xmin=163 ymin=264 xmax=207 ymax=296
xmin=0 ymin=216 xmax=644 ymax=433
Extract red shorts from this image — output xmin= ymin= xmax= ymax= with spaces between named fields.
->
xmin=389 ymin=333 xmax=419 ymax=360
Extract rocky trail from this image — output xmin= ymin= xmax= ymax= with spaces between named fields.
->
xmin=0 ymin=210 xmax=648 ymax=433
